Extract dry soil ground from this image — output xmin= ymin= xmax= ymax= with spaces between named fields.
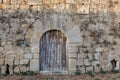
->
xmin=0 ymin=73 xmax=120 ymax=80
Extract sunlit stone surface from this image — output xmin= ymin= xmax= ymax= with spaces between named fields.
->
xmin=0 ymin=0 xmax=120 ymax=74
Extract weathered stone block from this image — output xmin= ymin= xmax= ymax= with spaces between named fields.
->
xmin=77 ymin=59 xmax=83 ymax=66
xmin=30 ymin=59 xmax=39 ymax=71
xmin=75 ymin=0 xmax=90 ymax=4
xmin=51 ymin=0 xmax=59 ymax=3
xmin=77 ymin=4 xmax=89 ymax=14
xmin=24 ymin=54 xmax=33 ymax=59
xmin=33 ymin=54 xmax=39 ymax=59
xmin=86 ymin=66 xmax=93 ymax=71
xmin=67 ymin=26 xmax=82 ymax=43
xmin=69 ymin=46 xmax=78 ymax=53
xmin=59 ymin=0 xmax=65 ymax=3
xmin=0 ymin=3 xmax=4 ymax=9
xmin=0 ymin=58 xmax=4 ymax=65
xmin=20 ymin=66 xmax=27 ymax=72
xmin=1 ymin=66 xmax=6 ymax=74
xmin=94 ymin=53 xmax=101 ymax=60
xmin=3 ymin=0 xmax=10 ymax=4
xmin=10 ymin=0 xmax=17 ymax=4
xmin=94 ymin=66 xmax=100 ymax=72
xmin=5 ymin=61 xmax=14 ymax=66
xmin=20 ymin=5 xmax=29 ymax=10
xmin=28 ymin=0 xmax=42 ymax=5
xmin=9 ymin=66 xmax=13 ymax=75
xmin=14 ymin=66 xmax=20 ymax=73
xmin=10 ymin=4 xmax=20 ymax=10
xmin=20 ymin=59 xmax=29 ymax=65
xmin=0 ymin=47 xmax=4 ymax=52
xmin=66 ymin=0 xmax=74 ymax=3
xmin=69 ymin=59 xmax=76 ymax=71
xmin=0 ymin=0 xmax=2 ymax=3
xmin=91 ymin=0 xmax=100 ymax=4
xmin=43 ymin=0 xmax=50 ymax=4
xmin=1 ymin=41 xmax=6 ymax=47
xmin=80 ymin=66 xmax=85 ymax=73
xmin=69 ymin=53 xmax=76 ymax=58
xmin=15 ymin=54 xmax=24 ymax=60
xmin=31 ymin=46 xmax=40 ymax=55
xmin=17 ymin=0 xmax=26 ymax=4
xmin=84 ymin=59 xmax=91 ymax=66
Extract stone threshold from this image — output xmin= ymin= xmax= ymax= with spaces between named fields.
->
xmin=40 ymin=71 xmax=68 ymax=75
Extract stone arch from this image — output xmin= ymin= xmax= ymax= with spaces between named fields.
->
xmin=31 ymin=19 xmax=82 ymax=73
xmin=39 ymin=29 xmax=68 ymax=73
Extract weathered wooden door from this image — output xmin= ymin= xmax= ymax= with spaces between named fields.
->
xmin=40 ymin=30 xmax=67 ymax=72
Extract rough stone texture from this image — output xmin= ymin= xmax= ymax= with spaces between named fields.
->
xmin=1 ymin=66 xmax=6 ymax=74
xmin=0 ymin=0 xmax=120 ymax=75
xmin=30 ymin=59 xmax=39 ymax=71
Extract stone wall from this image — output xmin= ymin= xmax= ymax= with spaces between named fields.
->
xmin=0 ymin=0 xmax=120 ymax=74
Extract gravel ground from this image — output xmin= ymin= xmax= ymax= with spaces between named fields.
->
xmin=0 ymin=73 xmax=120 ymax=80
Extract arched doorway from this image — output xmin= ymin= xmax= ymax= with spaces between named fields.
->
xmin=40 ymin=30 xmax=67 ymax=73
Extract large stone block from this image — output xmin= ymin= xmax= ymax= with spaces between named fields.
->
xmin=30 ymin=59 xmax=39 ymax=71
xmin=14 ymin=66 xmax=20 ymax=73
xmin=84 ymin=59 xmax=91 ymax=66
xmin=20 ymin=59 xmax=29 ymax=65
xmin=67 ymin=26 xmax=82 ymax=43
xmin=20 ymin=66 xmax=27 ymax=72
xmin=0 ymin=58 xmax=4 ymax=65
xmin=59 ymin=0 xmax=65 ymax=3
xmin=0 ymin=4 xmax=4 ymax=9
xmin=14 ymin=60 xmax=19 ymax=65
xmin=69 ymin=46 xmax=78 ymax=53
xmin=43 ymin=0 xmax=50 ymax=4
xmin=69 ymin=53 xmax=77 ymax=58
xmin=51 ymin=0 xmax=59 ymax=3
xmin=1 ymin=66 xmax=6 ymax=74
xmin=20 ymin=5 xmax=29 ymax=10
xmin=75 ymin=0 xmax=90 ymax=4
xmin=76 ymin=3 xmax=89 ymax=14
xmin=24 ymin=54 xmax=33 ymax=59
xmin=28 ymin=0 xmax=42 ymax=5
xmin=15 ymin=54 xmax=24 ymax=60
xmin=80 ymin=66 xmax=85 ymax=73
xmin=9 ymin=66 xmax=13 ymax=75
xmin=86 ymin=66 xmax=93 ymax=71
xmin=94 ymin=53 xmax=101 ymax=60
xmin=92 ymin=61 xmax=99 ymax=66
xmin=66 ymin=0 xmax=75 ymax=3
xmin=91 ymin=0 xmax=100 ymax=4
xmin=33 ymin=54 xmax=39 ymax=59
xmin=3 ymin=0 xmax=10 ymax=4
xmin=10 ymin=0 xmax=17 ymax=4
xmin=1 ymin=41 xmax=6 ymax=47
xmin=5 ymin=61 xmax=14 ymax=66
xmin=69 ymin=59 xmax=76 ymax=71
xmin=0 ymin=0 xmax=2 ymax=3
xmin=77 ymin=59 xmax=83 ymax=66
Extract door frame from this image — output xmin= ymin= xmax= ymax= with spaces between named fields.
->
xmin=39 ymin=29 xmax=69 ymax=74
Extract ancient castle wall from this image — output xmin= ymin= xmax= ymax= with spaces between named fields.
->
xmin=0 ymin=0 xmax=120 ymax=74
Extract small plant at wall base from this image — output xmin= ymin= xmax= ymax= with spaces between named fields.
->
xmin=100 ymin=68 xmax=107 ymax=74
xmin=74 ymin=69 xmax=81 ymax=75
xmin=87 ymin=70 xmax=94 ymax=77
xmin=14 ymin=71 xmax=37 ymax=76
xmin=111 ymin=70 xmax=119 ymax=74
xmin=94 ymin=78 xmax=101 ymax=80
